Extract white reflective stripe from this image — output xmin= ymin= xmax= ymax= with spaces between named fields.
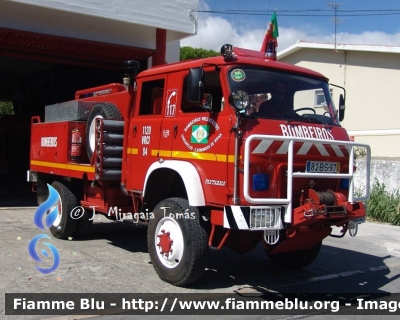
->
xmin=297 ymin=142 xmax=313 ymax=155
xmin=276 ymin=141 xmax=290 ymax=154
xmin=252 ymin=139 xmax=346 ymax=157
xmin=223 ymin=210 xmax=230 ymax=228
xmin=332 ymin=144 xmax=345 ymax=157
xmin=252 ymin=140 xmax=273 ymax=153
xmin=231 ymin=206 xmax=249 ymax=229
xmin=314 ymin=143 xmax=330 ymax=156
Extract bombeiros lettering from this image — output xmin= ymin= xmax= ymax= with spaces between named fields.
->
xmin=40 ymin=137 xmax=57 ymax=147
xmin=280 ymin=124 xmax=334 ymax=140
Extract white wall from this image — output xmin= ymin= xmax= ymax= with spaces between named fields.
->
xmin=7 ymin=0 xmax=198 ymax=34
xmin=1 ymin=0 xmax=198 ymax=49
xmin=355 ymin=158 xmax=400 ymax=193
xmin=279 ymin=46 xmax=400 ymax=158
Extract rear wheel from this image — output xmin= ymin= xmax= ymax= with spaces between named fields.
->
xmin=86 ymin=103 xmax=122 ymax=159
xmin=267 ymin=241 xmax=322 ymax=269
xmin=49 ymin=181 xmax=79 ymax=239
xmin=147 ymin=197 xmax=208 ymax=286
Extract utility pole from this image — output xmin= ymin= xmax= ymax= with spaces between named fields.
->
xmin=329 ymin=3 xmax=341 ymax=51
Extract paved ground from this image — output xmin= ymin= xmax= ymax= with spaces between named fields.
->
xmin=1 ymin=207 xmax=400 ymax=319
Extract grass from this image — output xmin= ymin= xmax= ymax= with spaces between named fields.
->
xmin=364 ymin=179 xmax=400 ymax=226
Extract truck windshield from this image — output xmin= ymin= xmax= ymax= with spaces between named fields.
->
xmin=228 ymin=67 xmax=338 ymax=125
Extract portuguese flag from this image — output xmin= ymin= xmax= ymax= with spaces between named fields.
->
xmin=269 ymin=11 xmax=279 ymax=39
xmin=261 ymin=12 xmax=279 ymax=53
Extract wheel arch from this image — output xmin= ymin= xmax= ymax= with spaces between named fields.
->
xmin=143 ymin=160 xmax=205 ymax=209
xmin=36 ymin=173 xmax=84 ymax=205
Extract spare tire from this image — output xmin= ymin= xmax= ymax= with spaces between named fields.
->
xmin=86 ymin=103 xmax=122 ymax=160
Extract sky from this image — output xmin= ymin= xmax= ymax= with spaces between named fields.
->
xmin=180 ymin=0 xmax=400 ymax=52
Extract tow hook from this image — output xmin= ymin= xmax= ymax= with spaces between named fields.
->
xmin=303 ymin=209 xmax=314 ymax=217
xmin=329 ymin=225 xmax=347 ymax=238
xmin=347 ymin=221 xmax=358 ymax=237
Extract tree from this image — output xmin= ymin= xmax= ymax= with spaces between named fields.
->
xmin=180 ymin=46 xmax=220 ymax=61
xmin=0 ymin=102 xmax=14 ymax=116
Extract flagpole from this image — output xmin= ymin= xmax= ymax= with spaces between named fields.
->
xmin=261 ymin=12 xmax=279 ymax=60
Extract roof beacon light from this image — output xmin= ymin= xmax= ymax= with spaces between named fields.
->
xmin=221 ymin=44 xmax=234 ymax=61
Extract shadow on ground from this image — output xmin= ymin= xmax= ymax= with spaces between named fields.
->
xmin=73 ymin=219 xmax=398 ymax=294
xmin=0 ymin=172 xmax=37 ymax=207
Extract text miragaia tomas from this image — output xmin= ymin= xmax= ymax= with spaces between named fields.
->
xmin=70 ymin=206 xmax=196 ymax=223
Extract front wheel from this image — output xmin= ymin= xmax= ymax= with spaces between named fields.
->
xmin=147 ymin=198 xmax=208 ymax=286
xmin=267 ymin=241 xmax=322 ymax=269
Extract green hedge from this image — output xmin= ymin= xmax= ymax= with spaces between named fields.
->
xmin=365 ymin=179 xmax=400 ymax=226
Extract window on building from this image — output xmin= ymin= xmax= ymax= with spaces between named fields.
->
xmin=315 ymin=89 xmax=332 ymax=107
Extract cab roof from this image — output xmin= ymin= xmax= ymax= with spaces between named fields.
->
xmin=137 ymin=47 xmax=328 ymax=82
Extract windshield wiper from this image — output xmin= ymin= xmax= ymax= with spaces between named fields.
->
xmin=302 ymin=117 xmax=323 ymax=124
xmin=286 ymin=117 xmax=322 ymax=125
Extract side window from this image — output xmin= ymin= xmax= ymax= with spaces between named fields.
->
xmin=139 ymin=79 xmax=165 ymax=115
xmin=181 ymin=70 xmax=223 ymax=113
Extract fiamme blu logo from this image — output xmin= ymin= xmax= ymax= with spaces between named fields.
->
xmin=28 ymin=184 xmax=61 ymax=274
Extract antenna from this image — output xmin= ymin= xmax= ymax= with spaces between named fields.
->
xmin=236 ymin=0 xmax=241 ymax=47
xmin=328 ymin=3 xmax=342 ymax=51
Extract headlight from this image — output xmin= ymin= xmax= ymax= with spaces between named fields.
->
xmin=251 ymin=208 xmax=276 ymax=229
xmin=231 ymin=90 xmax=250 ymax=110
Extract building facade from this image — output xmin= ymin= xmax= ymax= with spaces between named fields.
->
xmin=278 ymin=41 xmax=400 ymax=159
xmin=278 ymin=42 xmax=400 ymax=191
xmin=0 ymin=0 xmax=199 ymax=193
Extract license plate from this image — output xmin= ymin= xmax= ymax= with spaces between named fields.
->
xmin=306 ymin=161 xmax=339 ymax=173
xmin=352 ymin=217 xmax=365 ymax=224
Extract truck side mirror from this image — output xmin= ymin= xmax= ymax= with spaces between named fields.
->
xmin=202 ymin=93 xmax=212 ymax=110
xmin=187 ymin=68 xmax=205 ymax=103
xmin=338 ymin=94 xmax=345 ymax=121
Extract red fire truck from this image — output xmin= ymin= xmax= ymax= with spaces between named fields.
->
xmin=28 ymin=43 xmax=371 ymax=286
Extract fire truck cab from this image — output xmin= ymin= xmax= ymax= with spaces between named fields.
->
xmin=28 ymin=44 xmax=371 ymax=286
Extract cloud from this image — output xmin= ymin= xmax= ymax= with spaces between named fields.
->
xmin=181 ymin=14 xmax=400 ymax=52
xmin=180 ymin=14 xmax=313 ymax=52
xmin=182 ymin=16 xmax=238 ymax=51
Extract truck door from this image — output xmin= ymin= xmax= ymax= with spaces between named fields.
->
xmin=171 ymin=69 xmax=231 ymax=205
xmin=125 ymin=78 xmax=167 ymax=191
xmin=157 ymin=84 xmax=178 ymax=159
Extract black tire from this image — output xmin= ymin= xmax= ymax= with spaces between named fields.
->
xmin=86 ymin=103 xmax=122 ymax=160
xmin=267 ymin=241 xmax=322 ymax=269
xmin=49 ymin=181 xmax=79 ymax=239
xmin=147 ymin=197 xmax=208 ymax=286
